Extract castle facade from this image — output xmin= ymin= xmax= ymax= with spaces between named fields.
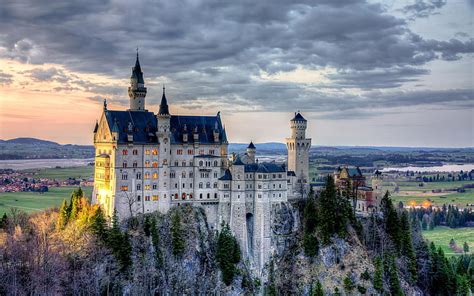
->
xmin=92 ymin=55 xmax=311 ymax=270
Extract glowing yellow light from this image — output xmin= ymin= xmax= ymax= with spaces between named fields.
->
xmin=99 ymin=188 xmax=109 ymax=197
xmin=408 ymin=200 xmax=417 ymax=207
xmin=422 ymin=200 xmax=432 ymax=208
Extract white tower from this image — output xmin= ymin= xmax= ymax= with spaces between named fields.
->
xmin=128 ymin=52 xmax=147 ymax=111
xmin=286 ymin=112 xmax=311 ymax=193
xmin=157 ymin=87 xmax=171 ymax=212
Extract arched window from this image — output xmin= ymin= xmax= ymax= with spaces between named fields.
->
xmin=182 ymin=161 xmax=186 ymax=167
xmin=122 ymin=149 xmax=128 ymax=155
xmin=214 ymin=193 xmax=218 ymax=199
xmin=207 ymin=193 xmax=210 ymax=199
xmin=199 ymin=160 xmax=203 ymax=167
xmin=199 ymin=193 xmax=203 ymax=199
xmin=213 ymin=160 xmax=218 ymax=166
xmin=199 ymin=182 xmax=203 ymax=189
xmin=213 ymin=182 xmax=217 ymax=188
xmin=182 ymin=171 xmax=186 ymax=178
xmin=122 ymin=162 xmax=127 ymax=168
xmin=174 ymin=193 xmax=178 ymax=199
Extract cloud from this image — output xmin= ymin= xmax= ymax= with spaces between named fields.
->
xmin=0 ymin=0 xmax=471 ymax=120
xmin=0 ymin=71 xmax=13 ymax=85
xmin=402 ymin=0 xmax=447 ymax=19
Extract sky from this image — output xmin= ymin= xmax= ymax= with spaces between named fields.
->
xmin=0 ymin=0 xmax=472 ymax=147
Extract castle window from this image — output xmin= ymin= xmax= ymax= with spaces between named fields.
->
xmin=190 ymin=183 xmax=193 ymax=188
xmin=258 ymin=174 xmax=261 ymax=179
xmin=237 ymin=185 xmax=240 ymax=189
xmin=122 ymin=162 xmax=127 ymax=168
xmin=189 ymin=193 xmax=193 ymax=199
xmin=188 ymin=149 xmax=193 ymax=155
xmin=145 ymin=196 xmax=150 ymax=201
xmin=207 ymin=193 xmax=210 ymax=199
xmin=144 ymin=185 xmax=151 ymax=190
xmin=175 ymin=193 xmax=178 ymax=199
xmin=137 ymin=184 xmax=141 ymax=190
xmin=122 ymin=174 xmax=128 ymax=180
xmin=145 ymin=161 xmax=150 ymax=167
xmin=153 ymin=184 xmax=157 ymax=190
xmin=152 ymin=195 xmax=159 ymax=201
xmin=182 ymin=183 xmax=185 ymax=188
xmin=181 ymin=171 xmax=186 ymax=178
xmin=152 ymin=172 xmax=158 ymax=179
xmin=152 ymin=161 xmax=158 ymax=168
xmin=163 ymin=159 xmax=168 ymax=165
xmin=121 ymin=186 xmax=129 ymax=191
xmin=133 ymin=162 xmax=137 ymax=168
xmin=200 ymin=193 xmax=203 ymax=199
xmin=258 ymin=185 xmax=262 ymax=189
xmin=258 ymin=194 xmax=262 ymax=198
xmin=144 ymin=173 xmax=150 ymax=179
xmin=273 ymin=184 xmax=275 ymax=189
xmin=136 ymin=173 xmax=141 ymax=179
xmin=133 ymin=149 xmax=138 ymax=155
xmin=279 ymin=193 xmax=281 ymax=197
xmin=206 ymin=182 xmax=210 ymax=188
xmin=145 ymin=149 xmax=150 ymax=155
xmin=177 ymin=149 xmax=183 ymax=155
xmin=175 ymin=161 xmax=179 ymax=166
xmin=199 ymin=182 xmax=203 ymax=189
xmin=170 ymin=172 xmax=175 ymax=178
xmin=189 ymin=172 xmax=193 ymax=178
xmin=164 ymin=194 xmax=167 ymax=199
xmin=214 ymin=182 xmax=217 ymax=188
xmin=137 ymin=195 xmax=141 ymax=201
xmin=213 ymin=160 xmax=218 ymax=166
xmin=273 ymin=174 xmax=276 ymax=178
xmin=182 ymin=161 xmax=186 ymax=167
xmin=152 ymin=149 xmax=158 ymax=155
xmin=214 ymin=172 xmax=218 ymax=178
xmin=122 ymin=149 xmax=128 ymax=155
xmin=199 ymin=149 xmax=204 ymax=155
xmin=279 ymin=174 xmax=282 ymax=178
xmin=189 ymin=161 xmax=193 ymax=166
xmin=199 ymin=161 xmax=203 ymax=167
xmin=175 ymin=183 xmax=178 ymax=188
xmin=279 ymin=184 xmax=282 ymax=188
xmin=210 ymin=150 xmax=215 ymax=155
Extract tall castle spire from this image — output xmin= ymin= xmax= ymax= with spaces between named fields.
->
xmin=128 ymin=50 xmax=147 ymax=111
xmin=158 ymin=85 xmax=170 ymax=116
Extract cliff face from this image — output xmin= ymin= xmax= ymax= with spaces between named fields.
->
xmin=125 ymin=205 xmax=253 ymax=295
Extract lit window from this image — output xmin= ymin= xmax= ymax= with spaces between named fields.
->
xmin=177 ymin=149 xmax=183 ymax=155
xmin=121 ymin=186 xmax=129 ymax=191
xmin=133 ymin=149 xmax=138 ymax=155
xmin=144 ymin=173 xmax=150 ymax=179
xmin=122 ymin=149 xmax=128 ymax=155
xmin=145 ymin=161 xmax=150 ymax=167
xmin=152 ymin=161 xmax=158 ymax=168
xmin=145 ymin=150 xmax=150 ymax=155
xmin=152 ymin=172 xmax=158 ymax=179
xmin=188 ymin=149 xmax=193 ymax=155
xmin=152 ymin=149 xmax=158 ymax=155
xmin=152 ymin=195 xmax=159 ymax=201
xmin=145 ymin=196 xmax=150 ymax=201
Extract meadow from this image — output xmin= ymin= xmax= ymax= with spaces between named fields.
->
xmin=422 ymin=226 xmax=474 ymax=256
xmin=0 ymin=186 xmax=93 ymax=215
xmin=21 ymin=166 xmax=94 ymax=180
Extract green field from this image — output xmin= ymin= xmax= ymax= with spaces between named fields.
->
xmin=0 ymin=186 xmax=92 ymax=215
xmin=422 ymin=226 xmax=474 ymax=256
xmin=21 ymin=166 xmax=94 ymax=181
xmin=385 ymin=180 xmax=474 ymax=208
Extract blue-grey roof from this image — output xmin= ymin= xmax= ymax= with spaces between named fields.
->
xmin=292 ymin=112 xmax=306 ymax=122
xmin=158 ymin=87 xmax=170 ymax=115
xmin=170 ymin=114 xmax=227 ymax=145
xmin=131 ymin=54 xmax=144 ymax=84
xmin=287 ymin=171 xmax=296 ymax=176
xmin=245 ymin=162 xmax=286 ymax=173
xmin=347 ymin=167 xmax=362 ymax=177
xmin=105 ymin=110 xmax=157 ymax=144
xmin=247 ymin=141 xmax=256 ymax=149
xmin=233 ymin=154 xmax=245 ymax=165
xmin=219 ymin=169 xmax=232 ymax=181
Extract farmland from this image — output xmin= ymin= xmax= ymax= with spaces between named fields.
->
xmin=422 ymin=226 xmax=474 ymax=256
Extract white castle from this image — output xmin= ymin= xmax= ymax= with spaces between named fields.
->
xmin=92 ymin=54 xmax=311 ymax=270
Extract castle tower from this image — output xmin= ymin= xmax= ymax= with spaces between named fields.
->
xmin=286 ymin=112 xmax=311 ymax=194
xmin=128 ymin=52 xmax=147 ymax=111
xmin=157 ymin=86 xmax=171 ymax=212
xmin=246 ymin=141 xmax=256 ymax=163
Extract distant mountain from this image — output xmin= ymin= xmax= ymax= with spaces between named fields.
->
xmin=229 ymin=142 xmax=286 ymax=151
xmin=3 ymin=137 xmax=60 ymax=145
xmin=0 ymin=138 xmax=94 ymax=160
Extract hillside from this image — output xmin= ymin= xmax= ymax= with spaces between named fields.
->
xmin=0 ymin=138 xmax=94 ymax=160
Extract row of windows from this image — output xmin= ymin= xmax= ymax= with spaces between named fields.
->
xmin=244 ymin=173 xmax=284 ymax=179
xmin=172 ymin=193 xmax=218 ymax=200
xmin=122 ymin=149 xmax=158 ymax=155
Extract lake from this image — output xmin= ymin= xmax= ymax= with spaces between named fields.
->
xmin=381 ymin=163 xmax=474 ymax=173
xmin=0 ymin=158 xmax=94 ymax=170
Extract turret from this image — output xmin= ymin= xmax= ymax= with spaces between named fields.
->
xmin=246 ymin=141 xmax=256 ymax=163
xmin=290 ymin=112 xmax=307 ymax=139
xmin=128 ymin=52 xmax=147 ymax=111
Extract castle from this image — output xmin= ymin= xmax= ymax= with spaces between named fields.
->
xmin=92 ymin=54 xmax=311 ymax=270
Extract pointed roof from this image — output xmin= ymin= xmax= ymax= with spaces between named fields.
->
xmin=93 ymin=120 xmax=99 ymax=133
xmin=131 ymin=52 xmax=144 ymax=84
xmin=158 ymin=86 xmax=170 ymax=116
xmin=292 ymin=112 xmax=306 ymax=122
xmin=233 ymin=154 xmax=245 ymax=166
xmin=219 ymin=169 xmax=232 ymax=181
xmin=111 ymin=118 xmax=120 ymax=133
xmin=247 ymin=141 xmax=256 ymax=149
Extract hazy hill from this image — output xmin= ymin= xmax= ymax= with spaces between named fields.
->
xmin=0 ymin=138 xmax=94 ymax=160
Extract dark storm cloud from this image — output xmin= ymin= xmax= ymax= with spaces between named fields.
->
xmin=0 ymin=0 xmax=472 ymax=117
xmin=0 ymin=71 xmax=13 ymax=85
xmin=402 ymin=0 xmax=447 ymax=19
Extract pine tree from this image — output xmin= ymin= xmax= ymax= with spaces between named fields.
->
xmin=108 ymin=210 xmax=132 ymax=272
xmin=400 ymin=211 xmax=417 ymax=283
xmin=303 ymin=195 xmax=319 ymax=257
xmin=69 ymin=188 xmax=84 ymax=220
xmin=0 ymin=213 xmax=8 ymax=229
xmin=463 ymin=242 xmax=469 ymax=253
xmin=343 ymin=275 xmax=355 ymax=292
xmin=387 ymin=256 xmax=403 ymax=296
xmin=311 ymin=280 xmax=324 ymax=296
xmin=381 ymin=191 xmax=402 ymax=252
xmin=90 ymin=206 xmax=108 ymax=242
xmin=56 ymin=199 xmax=70 ymax=230
xmin=317 ymin=176 xmax=352 ymax=244
xmin=150 ymin=217 xmax=162 ymax=267
xmin=216 ymin=223 xmax=241 ymax=285
xmin=373 ymin=257 xmax=384 ymax=292
xmin=170 ymin=211 xmax=185 ymax=257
